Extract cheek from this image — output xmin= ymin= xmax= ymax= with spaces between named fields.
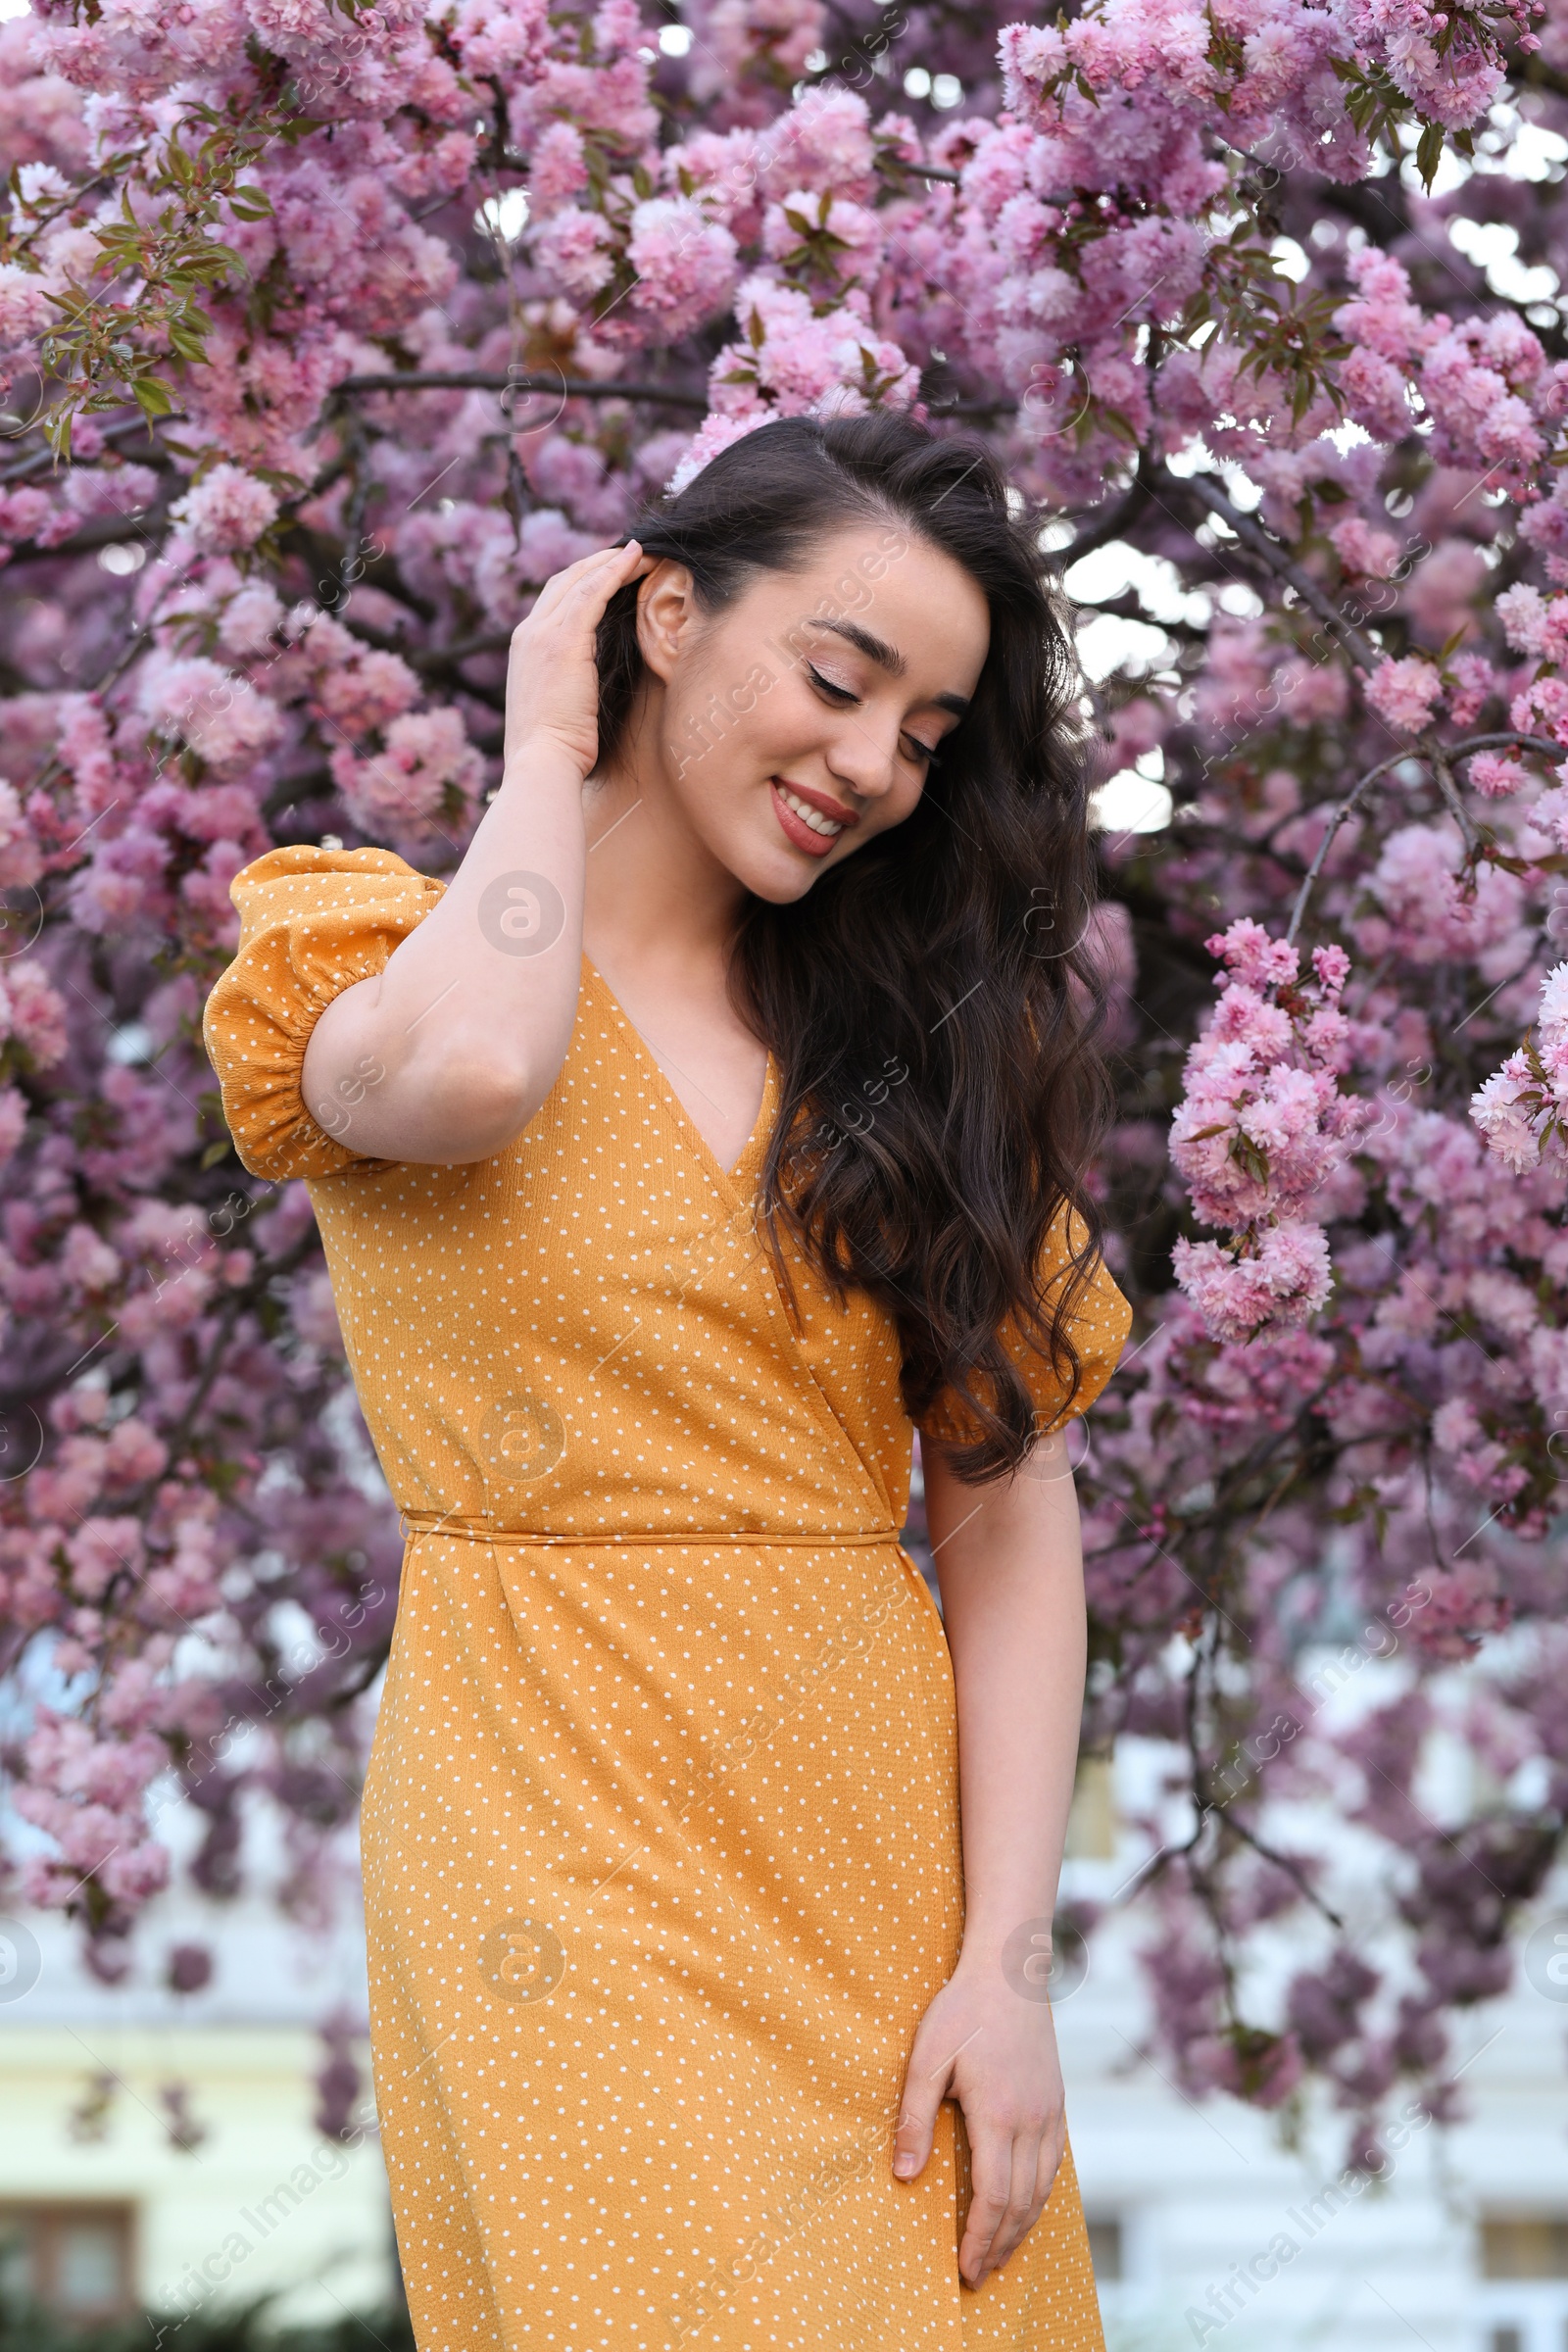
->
xmin=667 ymin=716 xmax=778 ymax=842
xmin=871 ymin=774 xmax=928 ymax=836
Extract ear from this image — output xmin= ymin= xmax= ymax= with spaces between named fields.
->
xmin=635 ymin=560 xmax=699 ymax=684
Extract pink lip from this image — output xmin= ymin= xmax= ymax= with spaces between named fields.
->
xmin=770 ymin=776 xmax=859 ymax=860
xmin=769 ymin=779 xmax=845 ymax=859
xmin=777 ymin=777 xmax=859 ymax=828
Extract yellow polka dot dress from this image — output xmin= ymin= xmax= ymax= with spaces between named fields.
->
xmin=203 ymin=846 xmax=1131 ymax=2352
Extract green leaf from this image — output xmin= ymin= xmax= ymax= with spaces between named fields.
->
xmin=133 ymin=374 xmax=176 ymax=416
xmin=201 ymin=1138 xmax=232 ymax=1169
xmin=1414 ymin=120 xmax=1444 ymax=193
xmin=196 ymin=241 xmax=250 ymax=275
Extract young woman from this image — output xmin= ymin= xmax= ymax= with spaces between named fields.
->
xmin=205 ymin=412 xmax=1130 ymax=2351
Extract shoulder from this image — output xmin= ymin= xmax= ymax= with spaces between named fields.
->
xmin=227 ymin=844 xmax=447 ymax=928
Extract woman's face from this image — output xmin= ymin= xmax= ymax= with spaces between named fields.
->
xmin=629 ymin=521 xmax=992 ymax=903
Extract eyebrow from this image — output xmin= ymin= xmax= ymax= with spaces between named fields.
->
xmin=809 ymin=617 xmax=972 ymax=718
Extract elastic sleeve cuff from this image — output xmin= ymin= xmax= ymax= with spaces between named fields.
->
xmin=201 ymin=846 xmax=446 ymax=1182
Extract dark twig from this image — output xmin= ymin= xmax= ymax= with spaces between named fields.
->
xmin=1285 ymin=729 xmax=1562 ymax=943
xmin=1284 ymin=749 xmax=1423 ymax=944
xmin=1151 ymin=465 xmax=1382 ymax=672
xmin=1061 ymin=462 xmax=1154 ymax=564
xmin=4 ymin=495 xmax=174 ymax=566
xmin=336 ymin=369 xmax=710 ymax=411
xmin=1429 ymin=746 xmax=1480 ymax=860
xmin=2 ymin=412 xmax=183 ymax=484
xmin=1218 ymin=1808 xmax=1346 ymax=1930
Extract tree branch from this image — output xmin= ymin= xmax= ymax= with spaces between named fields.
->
xmin=1217 ymin=1807 xmax=1346 ymax=1930
xmin=1060 ymin=462 xmax=1153 ymax=563
xmin=335 ymin=369 xmax=710 ymax=411
xmin=2 ymin=413 xmax=183 ymax=485
xmin=1285 ymin=729 xmax=1564 ymax=942
xmin=5 ymin=496 xmax=174 ymax=566
xmin=1150 ymin=465 xmax=1383 ymax=671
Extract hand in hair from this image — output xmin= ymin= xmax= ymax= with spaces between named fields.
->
xmin=299 ymin=542 xmax=649 ymax=1165
xmin=506 ymin=540 xmax=654 ymax=781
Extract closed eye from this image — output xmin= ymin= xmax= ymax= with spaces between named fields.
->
xmin=808 ymin=665 xmax=940 ymax=765
xmin=807 ymin=662 xmax=857 ymax=706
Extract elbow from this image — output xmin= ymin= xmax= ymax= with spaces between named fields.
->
xmin=420 ymin=1054 xmax=546 ymax=1160
xmin=311 ymin=1023 xmax=560 ymax=1165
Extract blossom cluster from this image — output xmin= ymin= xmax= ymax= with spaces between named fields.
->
xmin=1170 ymin=924 xmax=1369 ymax=1342
xmin=1473 ymin=964 xmax=1568 ymax=1172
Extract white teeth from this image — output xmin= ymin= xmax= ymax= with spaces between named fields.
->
xmin=778 ymin=784 xmax=843 ymax=838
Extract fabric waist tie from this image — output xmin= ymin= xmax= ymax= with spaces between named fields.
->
xmin=399 ymin=1509 xmax=903 ymax=1548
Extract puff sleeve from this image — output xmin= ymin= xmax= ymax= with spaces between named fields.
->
xmin=201 ymin=845 xmax=447 ymax=1182
xmin=916 ymin=1203 xmax=1132 ymax=1449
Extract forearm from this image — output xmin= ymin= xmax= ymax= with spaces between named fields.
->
xmin=301 ymin=737 xmax=587 ymax=1164
xmin=297 ymin=541 xmax=650 ymax=1166
xmin=926 ymin=1433 xmax=1087 ymax=1957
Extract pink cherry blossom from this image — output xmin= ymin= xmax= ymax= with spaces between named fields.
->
xmin=169 ymin=464 xmax=281 ymax=555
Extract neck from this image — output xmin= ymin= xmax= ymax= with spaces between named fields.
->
xmin=581 ymin=700 xmax=747 ymax=985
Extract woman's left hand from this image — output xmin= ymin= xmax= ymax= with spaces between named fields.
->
xmin=891 ymin=1953 xmax=1066 ymax=2287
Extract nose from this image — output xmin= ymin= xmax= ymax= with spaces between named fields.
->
xmin=823 ymin=710 xmax=902 ymax=804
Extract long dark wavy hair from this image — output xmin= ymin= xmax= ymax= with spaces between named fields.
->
xmin=596 ymin=412 xmax=1111 ymax=1482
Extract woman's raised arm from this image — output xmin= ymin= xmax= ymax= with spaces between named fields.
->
xmin=299 ymin=541 xmax=646 ymax=1166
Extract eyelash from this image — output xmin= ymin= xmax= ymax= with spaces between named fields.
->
xmin=806 ymin=664 xmax=940 ymax=766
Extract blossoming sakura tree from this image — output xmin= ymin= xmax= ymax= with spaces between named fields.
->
xmin=2 ymin=0 xmax=1568 ymax=2157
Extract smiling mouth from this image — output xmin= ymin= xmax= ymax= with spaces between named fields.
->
xmin=778 ymin=784 xmax=844 ymax=837
xmin=769 ymin=779 xmax=858 ymax=858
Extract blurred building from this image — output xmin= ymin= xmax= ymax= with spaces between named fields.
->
xmin=0 ymin=1889 xmax=393 ymax=2332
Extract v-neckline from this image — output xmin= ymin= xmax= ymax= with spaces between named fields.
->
xmin=580 ymin=955 xmax=778 ymax=1204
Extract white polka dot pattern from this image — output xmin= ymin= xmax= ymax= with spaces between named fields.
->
xmin=203 ymin=847 xmax=1130 ymax=2352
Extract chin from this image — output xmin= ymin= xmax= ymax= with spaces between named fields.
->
xmin=694 ymin=796 xmax=849 ymax=904
xmin=728 ymin=840 xmax=835 ymax=905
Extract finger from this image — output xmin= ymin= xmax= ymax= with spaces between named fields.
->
xmin=520 ymin=544 xmax=637 ymax=630
xmin=1032 ymin=2124 xmax=1063 ymax=2222
xmin=891 ymin=2038 xmax=950 ymax=2182
xmin=956 ymin=2125 xmax=1012 ymax=2283
xmin=985 ymin=2133 xmax=1047 ymax=2279
xmin=559 ymin=540 xmax=647 ymax=630
xmin=579 ymin=540 xmax=645 ymax=593
xmin=983 ymin=2125 xmax=1061 ymax=2284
